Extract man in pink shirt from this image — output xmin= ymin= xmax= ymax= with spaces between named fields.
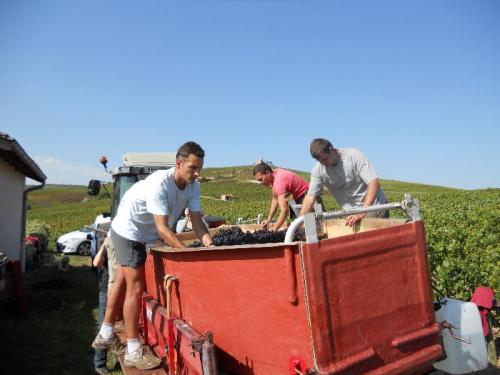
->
xmin=253 ymin=162 xmax=310 ymax=231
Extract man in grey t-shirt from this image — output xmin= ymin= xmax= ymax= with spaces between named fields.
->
xmin=300 ymin=138 xmax=388 ymax=227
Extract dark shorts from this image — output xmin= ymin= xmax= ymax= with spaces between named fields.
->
xmin=109 ymin=229 xmax=147 ymax=268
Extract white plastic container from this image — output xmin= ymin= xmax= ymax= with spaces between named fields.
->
xmin=433 ymin=298 xmax=488 ymax=374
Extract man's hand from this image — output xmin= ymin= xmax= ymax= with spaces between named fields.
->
xmin=191 ymin=212 xmax=214 ymax=247
xmin=260 ymin=220 xmax=269 ymax=229
xmin=345 ymin=213 xmax=366 ymax=227
xmin=202 ymin=236 xmax=214 ymax=247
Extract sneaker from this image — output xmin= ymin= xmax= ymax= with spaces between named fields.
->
xmin=92 ymin=333 xmax=122 ymax=354
xmin=124 ymin=344 xmax=162 ymax=370
xmin=94 ymin=367 xmax=110 ymax=375
xmin=115 ymin=343 xmax=126 ymax=356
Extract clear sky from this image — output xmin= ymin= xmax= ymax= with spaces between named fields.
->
xmin=1 ymin=0 xmax=499 ymax=189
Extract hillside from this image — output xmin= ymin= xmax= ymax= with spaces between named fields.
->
xmin=26 ymin=165 xmax=499 ymax=304
xmin=27 ymin=165 xmax=468 ymax=244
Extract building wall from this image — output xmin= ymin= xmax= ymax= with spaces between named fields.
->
xmin=0 ymin=158 xmax=24 ymax=262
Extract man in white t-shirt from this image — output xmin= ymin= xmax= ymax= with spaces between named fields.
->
xmin=300 ymin=138 xmax=388 ymax=227
xmin=92 ymin=141 xmax=213 ymax=370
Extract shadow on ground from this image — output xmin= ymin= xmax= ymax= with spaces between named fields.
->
xmin=0 ymin=253 xmax=99 ymax=375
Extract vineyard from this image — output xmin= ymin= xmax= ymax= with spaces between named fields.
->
xmin=27 ymin=166 xmax=500 ymax=303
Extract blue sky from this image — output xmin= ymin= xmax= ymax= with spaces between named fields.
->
xmin=1 ymin=0 xmax=499 ymax=189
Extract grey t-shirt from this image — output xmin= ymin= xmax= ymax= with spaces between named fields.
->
xmin=307 ymin=148 xmax=386 ymax=209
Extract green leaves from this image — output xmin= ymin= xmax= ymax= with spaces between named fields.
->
xmin=28 ymin=178 xmax=500 ymax=324
xmin=412 ymin=190 xmax=500 ymax=311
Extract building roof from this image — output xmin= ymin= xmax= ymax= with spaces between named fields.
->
xmin=0 ymin=132 xmax=47 ymax=183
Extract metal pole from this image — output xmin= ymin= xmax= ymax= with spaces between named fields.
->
xmin=284 ymin=196 xmax=419 ymax=244
xmin=320 ymin=202 xmax=403 ymax=220
xmin=284 ymin=216 xmax=305 ymax=244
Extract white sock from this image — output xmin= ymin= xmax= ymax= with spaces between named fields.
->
xmin=99 ymin=322 xmax=114 ymax=339
xmin=127 ymin=338 xmax=141 ymax=354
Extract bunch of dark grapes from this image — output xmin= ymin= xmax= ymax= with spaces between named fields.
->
xmin=188 ymin=226 xmax=304 ymax=248
xmin=250 ymin=229 xmax=286 ymax=243
xmin=188 ymin=240 xmax=202 ymax=248
xmin=212 ymin=227 xmax=253 ymax=246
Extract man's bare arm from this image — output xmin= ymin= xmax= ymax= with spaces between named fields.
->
xmin=363 ymin=179 xmax=380 ymax=207
xmin=270 ymin=194 xmax=289 ymax=231
xmin=263 ymin=197 xmax=279 ymax=228
xmin=93 ymin=241 xmax=107 ymax=268
xmin=190 ymin=211 xmax=213 ymax=247
xmin=299 ymin=194 xmax=317 ymax=216
xmin=153 ymin=214 xmax=185 ymax=248
xmin=345 ymin=179 xmax=381 ymax=227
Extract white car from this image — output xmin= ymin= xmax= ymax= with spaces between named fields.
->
xmin=56 ymin=227 xmax=95 ymax=256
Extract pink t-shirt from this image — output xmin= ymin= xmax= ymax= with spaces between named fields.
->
xmin=272 ymin=168 xmax=309 ymax=201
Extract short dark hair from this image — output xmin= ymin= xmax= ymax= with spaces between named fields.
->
xmin=310 ymin=138 xmax=333 ymax=159
xmin=252 ymin=162 xmax=272 ymax=176
xmin=176 ymin=141 xmax=205 ymax=159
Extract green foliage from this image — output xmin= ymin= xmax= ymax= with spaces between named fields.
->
xmin=199 ymin=165 xmax=254 ymax=181
xmin=384 ymin=184 xmax=500 ymax=303
xmin=28 ymin=171 xmax=500 ymax=306
xmin=201 ymin=179 xmax=339 ymax=223
xmin=26 ymin=218 xmax=51 ymax=251
xmin=26 ymin=218 xmax=51 ymax=237
xmin=419 ymin=190 xmax=500 ymax=302
xmin=27 ymin=185 xmax=110 ymax=249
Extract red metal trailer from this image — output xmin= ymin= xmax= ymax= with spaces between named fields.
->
xmin=141 ymin=196 xmax=443 ymax=374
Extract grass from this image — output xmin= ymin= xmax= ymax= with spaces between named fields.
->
xmin=0 ymin=253 xmax=124 ymax=374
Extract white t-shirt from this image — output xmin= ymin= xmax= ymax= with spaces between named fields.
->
xmin=111 ymin=168 xmax=201 ymax=243
xmin=307 ymin=148 xmax=386 ymax=209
